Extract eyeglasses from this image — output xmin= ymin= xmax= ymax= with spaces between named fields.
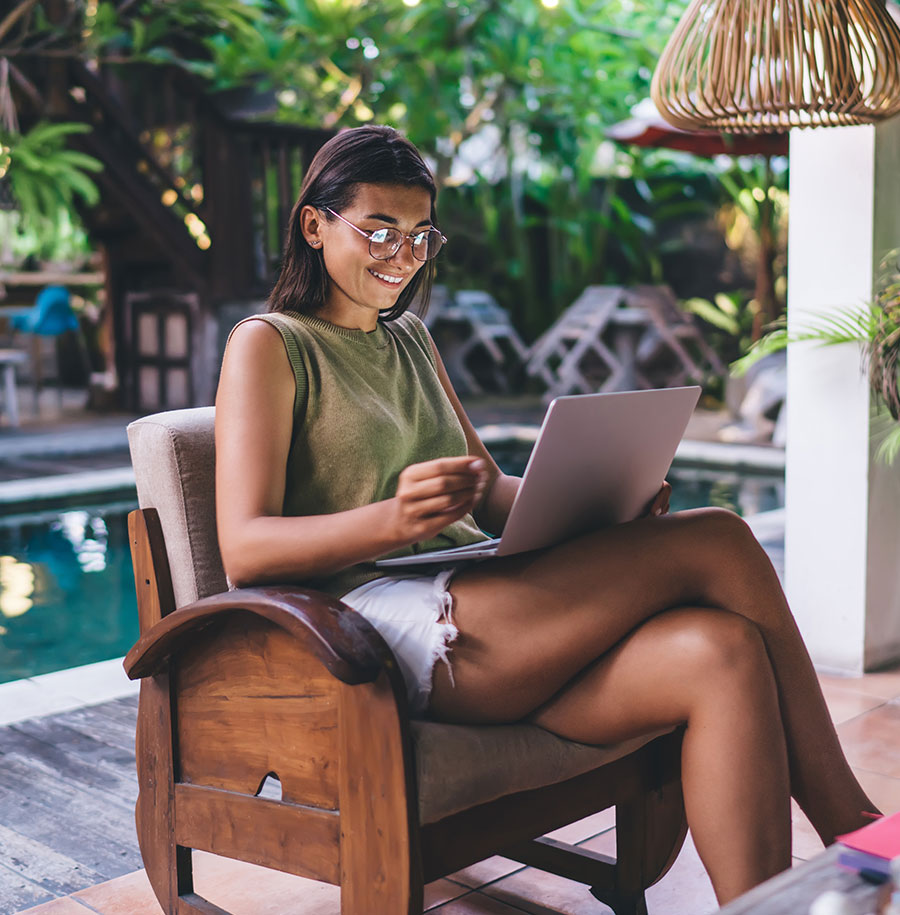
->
xmin=323 ymin=207 xmax=447 ymax=261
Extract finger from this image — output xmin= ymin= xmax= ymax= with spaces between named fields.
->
xmin=402 ymin=489 xmax=479 ymax=518
xmin=653 ymin=487 xmax=671 ymax=516
xmin=403 ymin=456 xmax=486 ymax=482
xmin=401 ymin=473 xmax=484 ymax=501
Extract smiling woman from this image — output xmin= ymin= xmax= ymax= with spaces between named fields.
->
xmin=215 ymin=125 xmax=880 ymax=907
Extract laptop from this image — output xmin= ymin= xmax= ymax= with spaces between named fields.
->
xmin=375 ymin=385 xmax=701 ymax=568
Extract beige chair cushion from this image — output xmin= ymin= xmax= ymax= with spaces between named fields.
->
xmin=127 ymin=407 xmax=665 ymax=824
xmin=127 ymin=408 xmax=225 ymax=607
xmin=414 ymin=721 xmax=664 ymax=824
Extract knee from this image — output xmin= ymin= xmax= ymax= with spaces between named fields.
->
xmin=687 ymin=506 xmax=756 ymax=552
xmin=682 ymin=506 xmax=772 ymax=587
xmin=672 ymin=610 xmax=769 ymax=684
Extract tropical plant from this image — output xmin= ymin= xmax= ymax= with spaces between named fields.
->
xmin=716 ymin=157 xmax=789 ymax=336
xmin=734 ymin=248 xmax=900 ymax=462
xmin=0 ymin=121 xmax=102 ymax=260
xmin=5 ymin=0 xmax=701 ymax=331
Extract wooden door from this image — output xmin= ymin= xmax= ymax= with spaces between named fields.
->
xmin=126 ymin=290 xmax=197 ymax=411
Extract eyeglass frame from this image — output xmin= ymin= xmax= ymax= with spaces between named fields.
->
xmin=321 ymin=207 xmax=447 ymax=261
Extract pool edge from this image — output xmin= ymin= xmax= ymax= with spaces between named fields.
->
xmin=0 ymin=656 xmax=139 ymax=727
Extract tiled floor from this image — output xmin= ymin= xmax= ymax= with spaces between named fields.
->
xmin=14 ymin=666 xmax=900 ymax=915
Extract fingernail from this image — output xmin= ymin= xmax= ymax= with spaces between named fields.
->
xmin=470 ymin=459 xmax=485 ymax=470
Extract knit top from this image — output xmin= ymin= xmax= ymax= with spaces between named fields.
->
xmin=231 ymin=309 xmax=488 ymax=597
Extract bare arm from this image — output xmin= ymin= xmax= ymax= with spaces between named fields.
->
xmin=426 ymin=329 xmax=521 ymax=535
xmin=215 ymin=320 xmax=486 ymax=587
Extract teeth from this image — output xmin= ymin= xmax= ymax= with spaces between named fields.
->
xmin=371 ymin=270 xmax=403 ymax=285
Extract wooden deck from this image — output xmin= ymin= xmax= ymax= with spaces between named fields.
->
xmin=0 ymin=696 xmax=141 ymax=913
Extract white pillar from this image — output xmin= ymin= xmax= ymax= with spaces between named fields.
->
xmin=785 ymin=116 xmax=900 ymax=673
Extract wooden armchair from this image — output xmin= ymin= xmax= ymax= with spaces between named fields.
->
xmin=123 ymin=407 xmax=687 ymax=915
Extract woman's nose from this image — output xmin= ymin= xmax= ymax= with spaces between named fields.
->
xmin=387 ymin=238 xmax=418 ymax=270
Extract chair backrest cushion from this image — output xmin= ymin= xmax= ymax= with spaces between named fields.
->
xmin=127 ymin=407 xmax=226 ymax=609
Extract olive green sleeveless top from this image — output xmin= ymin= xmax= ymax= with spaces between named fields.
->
xmin=233 ymin=309 xmax=487 ymax=597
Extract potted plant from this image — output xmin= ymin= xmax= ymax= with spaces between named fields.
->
xmin=735 ymin=248 xmax=900 ymax=462
xmin=0 ymin=121 xmax=102 ymax=265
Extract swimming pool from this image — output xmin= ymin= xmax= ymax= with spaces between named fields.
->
xmin=0 ymin=462 xmax=783 ymax=685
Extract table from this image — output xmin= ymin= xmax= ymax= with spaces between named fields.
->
xmin=605 ymin=306 xmax=652 ymax=392
xmin=718 ymin=845 xmax=886 ymax=914
xmin=0 ymin=270 xmax=103 ymax=286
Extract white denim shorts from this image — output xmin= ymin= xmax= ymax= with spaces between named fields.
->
xmin=341 ymin=570 xmax=458 ymax=716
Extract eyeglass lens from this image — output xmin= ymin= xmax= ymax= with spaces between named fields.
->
xmin=369 ymin=228 xmax=444 ymax=261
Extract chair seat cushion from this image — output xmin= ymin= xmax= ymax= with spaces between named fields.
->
xmin=413 ymin=720 xmax=667 ymax=824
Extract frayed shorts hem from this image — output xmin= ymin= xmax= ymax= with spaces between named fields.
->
xmin=340 ymin=569 xmax=458 ymax=717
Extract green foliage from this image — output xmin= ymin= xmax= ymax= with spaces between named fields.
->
xmin=731 ymin=305 xmax=880 ymax=377
xmin=684 ymin=292 xmax=743 ymax=337
xmin=67 ymin=0 xmax=696 ymax=333
xmin=871 ymin=408 xmax=900 ymax=466
xmin=12 ymin=0 xmax=747 ymax=336
xmin=732 ymin=248 xmax=900 ymax=463
xmin=0 ymin=121 xmax=103 ymax=260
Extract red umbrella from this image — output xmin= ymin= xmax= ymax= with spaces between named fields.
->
xmin=607 ymin=98 xmax=788 ymax=156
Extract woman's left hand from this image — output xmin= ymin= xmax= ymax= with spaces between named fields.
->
xmin=644 ymin=481 xmax=672 ymax=517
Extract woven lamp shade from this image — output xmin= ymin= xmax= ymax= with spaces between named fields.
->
xmin=651 ymin=0 xmax=900 ymax=134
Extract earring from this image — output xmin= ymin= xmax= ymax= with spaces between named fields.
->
xmin=310 ymin=240 xmax=321 ymax=248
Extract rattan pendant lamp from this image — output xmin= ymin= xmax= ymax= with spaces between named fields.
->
xmin=651 ymin=0 xmax=900 ymax=133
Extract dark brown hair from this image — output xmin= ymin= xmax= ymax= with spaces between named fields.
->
xmin=267 ymin=125 xmax=438 ymax=321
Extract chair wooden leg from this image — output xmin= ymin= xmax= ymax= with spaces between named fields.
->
xmin=589 ymin=887 xmax=648 ymax=915
xmin=591 ymin=886 xmax=647 ymax=915
xmin=339 ymin=672 xmax=424 ymax=914
xmin=136 ymin=679 xmax=233 ymax=915
xmin=593 ymin=733 xmax=686 ymax=915
xmin=135 ymin=677 xmax=179 ymax=911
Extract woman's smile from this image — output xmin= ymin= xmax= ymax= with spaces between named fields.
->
xmin=369 ymin=268 xmax=405 ymax=287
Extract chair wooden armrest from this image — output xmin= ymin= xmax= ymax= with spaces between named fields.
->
xmin=123 ymin=585 xmax=385 ymax=684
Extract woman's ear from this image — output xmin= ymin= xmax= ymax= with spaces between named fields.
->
xmin=299 ymin=205 xmax=323 ymax=249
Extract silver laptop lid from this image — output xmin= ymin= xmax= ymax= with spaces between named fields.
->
xmin=496 ymin=386 xmax=701 ymax=556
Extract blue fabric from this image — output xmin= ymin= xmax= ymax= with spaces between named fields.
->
xmin=13 ymin=285 xmax=79 ymax=336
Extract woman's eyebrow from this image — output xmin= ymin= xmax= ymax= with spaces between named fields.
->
xmin=363 ymin=212 xmax=432 ymax=227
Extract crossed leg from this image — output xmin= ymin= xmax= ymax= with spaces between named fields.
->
xmin=429 ymin=507 xmax=878 ymax=904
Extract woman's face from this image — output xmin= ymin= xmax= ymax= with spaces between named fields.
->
xmin=306 ymin=182 xmax=433 ymax=330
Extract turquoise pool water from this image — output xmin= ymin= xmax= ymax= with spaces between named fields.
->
xmin=0 ymin=463 xmax=783 ymax=685
xmin=0 ymin=499 xmax=139 ymax=684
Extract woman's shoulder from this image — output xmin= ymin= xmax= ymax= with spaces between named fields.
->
xmin=228 ymin=311 xmax=314 ymax=351
xmin=389 ymin=310 xmax=436 ymax=367
xmin=226 ymin=313 xmax=309 ymax=377
xmin=392 ymin=310 xmax=427 ymax=332
xmin=226 ymin=314 xmax=288 ymax=351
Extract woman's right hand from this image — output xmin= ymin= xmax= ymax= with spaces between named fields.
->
xmin=390 ymin=456 xmax=488 ymax=543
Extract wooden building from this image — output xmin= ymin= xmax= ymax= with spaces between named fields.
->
xmin=14 ymin=56 xmax=332 ymax=410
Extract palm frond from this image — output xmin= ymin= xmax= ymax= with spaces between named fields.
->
xmin=871 ymin=408 xmax=900 ymax=464
xmin=731 ymin=305 xmax=879 ymax=376
xmin=731 ymin=325 xmax=788 ymax=376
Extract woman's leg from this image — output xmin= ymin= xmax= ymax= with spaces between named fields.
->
xmin=534 ymin=606 xmax=790 ymax=905
xmin=431 ymin=507 xmax=877 ymax=844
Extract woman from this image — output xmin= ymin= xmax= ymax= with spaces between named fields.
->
xmin=215 ymin=125 xmax=878 ymax=906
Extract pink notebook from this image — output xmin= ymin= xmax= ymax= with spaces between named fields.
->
xmin=838 ymin=812 xmax=897 ymax=860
